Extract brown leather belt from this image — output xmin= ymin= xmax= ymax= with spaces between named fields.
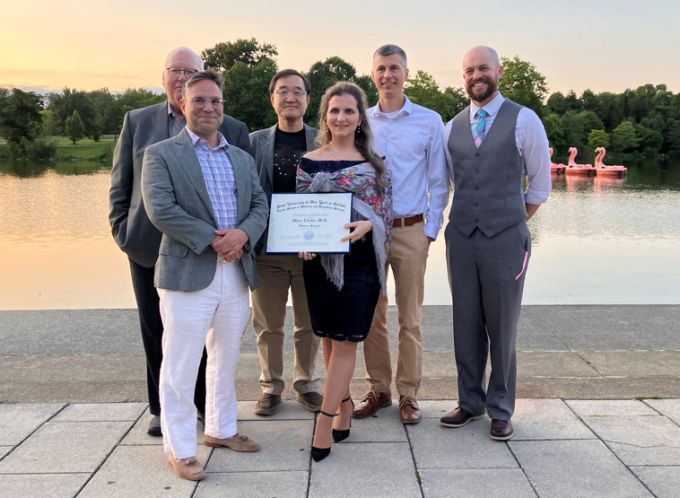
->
xmin=392 ymin=214 xmax=424 ymax=227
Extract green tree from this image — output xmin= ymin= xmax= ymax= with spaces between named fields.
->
xmin=223 ymin=58 xmax=278 ymax=132
xmin=667 ymin=120 xmax=680 ymax=155
xmin=39 ymin=109 xmax=56 ymax=136
xmin=65 ymin=110 xmax=85 ymax=144
xmin=0 ymin=88 xmax=43 ymax=151
xmin=560 ymin=112 xmax=585 ymax=152
xmin=354 ymin=75 xmax=379 ymax=108
xmin=444 ymin=87 xmax=469 ymax=116
xmin=564 ymin=90 xmax=582 ymax=113
xmin=635 ymin=125 xmax=663 ymax=153
xmin=542 ymin=114 xmax=566 ymax=154
xmin=202 ymin=38 xmax=277 ymax=72
xmin=610 ymin=121 xmax=639 ymax=153
xmin=47 ymin=88 xmax=96 ymax=137
xmin=580 ymin=89 xmax=600 ymax=112
xmin=305 ymin=56 xmax=358 ymax=126
xmin=547 ymin=92 xmax=567 ymax=116
xmin=578 ymin=110 xmax=604 ymax=144
xmin=404 ymin=71 xmax=457 ymax=121
xmin=588 ymin=129 xmax=610 ymax=149
xmin=498 ymin=56 xmax=548 ymax=117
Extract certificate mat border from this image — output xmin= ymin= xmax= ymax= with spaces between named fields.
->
xmin=265 ymin=192 xmax=354 ymax=255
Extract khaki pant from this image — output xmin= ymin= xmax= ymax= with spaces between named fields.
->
xmin=363 ymin=221 xmax=429 ymax=398
xmin=251 ymin=252 xmax=320 ymax=395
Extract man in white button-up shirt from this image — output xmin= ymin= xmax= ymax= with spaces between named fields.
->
xmin=352 ymin=44 xmax=450 ymax=425
xmin=440 ymin=46 xmax=551 ymax=442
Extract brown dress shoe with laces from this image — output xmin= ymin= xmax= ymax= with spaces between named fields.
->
xmin=440 ymin=407 xmax=485 ymax=428
xmin=254 ymin=393 xmax=281 ymax=416
xmin=168 ymin=453 xmax=205 ymax=481
xmin=352 ymin=390 xmax=392 ymax=419
xmin=205 ymin=433 xmax=261 ymax=452
xmin=490 ymin=419 xmax=514 ymax=441
xmin=297 ymin=391 xmax=323 ymax=412
xmin=399 ymin=396 xmax=422 ymax=424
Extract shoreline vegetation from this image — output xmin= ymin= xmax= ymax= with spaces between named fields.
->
xmin=2 ymin=38 xmax=680 ymax=164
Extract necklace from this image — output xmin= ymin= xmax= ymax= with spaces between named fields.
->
xmin=328 ymin=144 xmax=358 ymax=161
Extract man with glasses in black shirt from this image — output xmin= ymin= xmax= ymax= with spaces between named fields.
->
xmin=249 ymin=70 xmax=322 ymax=415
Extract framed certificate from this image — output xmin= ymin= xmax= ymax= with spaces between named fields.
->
xmin=266 ymin=192 xmax=353 ymax=255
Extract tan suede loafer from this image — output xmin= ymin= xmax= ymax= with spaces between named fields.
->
xmin=205 ymin=433 xmax=260 ymax=452
xmin=168 ymin=453 xmax=205 ymax=481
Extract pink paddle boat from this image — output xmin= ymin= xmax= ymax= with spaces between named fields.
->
xmin=565 ymin=147 xmax=596 ymax=176
xmin=549 ymin=147 xmax=566 ymax=175
xmin=595 ymin=147 xmax=627 ymax=178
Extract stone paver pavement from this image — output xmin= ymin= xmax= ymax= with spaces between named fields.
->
xmin=1 ymin=399 xmax=679 ymax=497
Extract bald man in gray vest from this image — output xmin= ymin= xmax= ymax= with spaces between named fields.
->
xmin=440 ymin=46 xmax=551 ymax=440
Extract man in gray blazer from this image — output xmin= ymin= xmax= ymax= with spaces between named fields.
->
xmin=108 ymin=47 xmax=253 ymax=437
xmin=142 ymin=70 xmax=268 ymax=481
xmin=249 ymin=69 xmax=322 ymax=416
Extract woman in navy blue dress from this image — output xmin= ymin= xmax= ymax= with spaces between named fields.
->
xmin=297 ymin=82 xmax=392 ymax=462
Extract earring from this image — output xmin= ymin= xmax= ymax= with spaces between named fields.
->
xmin=356 ymin=125 xmax=362 ymax=135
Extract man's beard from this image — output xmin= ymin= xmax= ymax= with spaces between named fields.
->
xmin=466 ymin=77 xmax=498 ymax=102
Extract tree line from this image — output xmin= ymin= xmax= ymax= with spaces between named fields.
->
xmin=2 ymin=38 xmax=680 ymax=161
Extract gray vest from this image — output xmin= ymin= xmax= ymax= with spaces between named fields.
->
xmin=447 ymin=99 xmax=527 ymax=238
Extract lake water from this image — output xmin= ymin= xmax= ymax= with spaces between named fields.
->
xmin=1 ymin=157 xmax=679 ymax=310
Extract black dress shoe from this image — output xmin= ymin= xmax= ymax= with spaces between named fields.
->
xmin=490 ymin=419 xmax=514 ymax=441
xmin=148 ymin=415 xmax=162 ymax=437
xmin=440 ymin=407 xmax=484 ymax=428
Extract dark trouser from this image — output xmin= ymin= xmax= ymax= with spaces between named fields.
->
xmin=128 ymin=258 xmax=207 ymax=416
xmin=444 ymin=222 xmax=531 ymax=420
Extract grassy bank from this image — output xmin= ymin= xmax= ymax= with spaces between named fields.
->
xmin=53 ymin=137 xmax=115 ymax=160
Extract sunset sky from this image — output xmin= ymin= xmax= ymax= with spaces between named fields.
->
xmin=2 ymin=0 xmax=679 ymax=96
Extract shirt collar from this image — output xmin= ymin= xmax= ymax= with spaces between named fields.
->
xmin=470 ymin=91 xmax=505 ymax=118
xmin=186 ymin=127 xmax=230 ymax=152
xmin=373 ymin=95 xmax=413 ymax=117
xmin=167 ymin=101 xmax=184 ymax=120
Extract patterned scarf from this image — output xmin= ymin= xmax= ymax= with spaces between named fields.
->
xmin=297 ymin=162 xmax=393 ymax=294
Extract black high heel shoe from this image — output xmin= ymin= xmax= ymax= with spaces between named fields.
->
xmin=332 ymin=397 xmax=354 ymax=443
xmin=311 ymin=410 xmax=335 ymax=462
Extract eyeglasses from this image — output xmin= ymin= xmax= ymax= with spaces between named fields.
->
xmin=274 ymin=88 xmax=307 ymax=98
xmin=166 ymin=68 xmax=199 ymax=78
xmin=190 ymin=96 xmax=224 ymax=109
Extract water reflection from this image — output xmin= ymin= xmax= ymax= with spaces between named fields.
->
xmin=1 ymin=157 xmax=679 ymax=309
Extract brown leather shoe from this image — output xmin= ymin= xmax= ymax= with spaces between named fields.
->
xmin=254 ymin=393 xmax=281 ymax=416
xmin=168 ymin=453 xmax=205 ymax=481
xmin=297 ymin=391 xmax=323 ymax=412
xmin=440 ymin=407 xmax=485 ymax=428
xmin=490 ymin=419 xmax=514 ymax=441
xmin=399 ymin=396 xmax=422 ymax=424
xmin=352 ymin=390 xmax=392 ymax=419
xmin=205 ymin=433 xmax=261 ymax=452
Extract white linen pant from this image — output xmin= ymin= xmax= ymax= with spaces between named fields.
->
xmin=158 ymin=261 xmax=250 ymax=459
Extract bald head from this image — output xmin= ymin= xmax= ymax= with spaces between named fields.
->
xmin=463 ymin=46 xmax=501 ymax=71
xmin=162 ymin=47 xmax=204 ymax=116
xmin=462 ymin=45 xmax=503 ymax=107
xmin=164 ymin=47 xmax=203 ymax=71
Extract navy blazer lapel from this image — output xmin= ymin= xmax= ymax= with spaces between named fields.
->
xmin=263 ymin=125 xmax=277 ymax=189
xmin=171 ymin=129 xmax=217 ymax=224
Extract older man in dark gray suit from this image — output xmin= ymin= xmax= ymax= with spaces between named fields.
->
xmin=109 ymin=47 xmax=252 ymax=437
xmin=142 ymin=70 xmax=268 ymax=481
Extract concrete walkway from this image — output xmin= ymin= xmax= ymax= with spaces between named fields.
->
xmin=1 ymin=399 xmax=680 ymax=497
xmin=1 ymin=305 xmax=679 ymax=497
